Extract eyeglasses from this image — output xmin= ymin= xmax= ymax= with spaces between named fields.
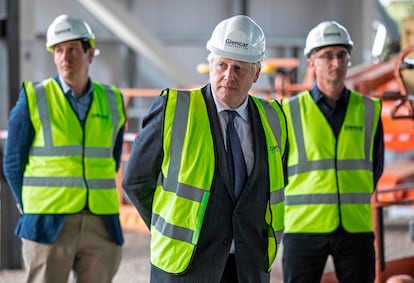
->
xmin=313 ymin=51 xmax=350 ymax=62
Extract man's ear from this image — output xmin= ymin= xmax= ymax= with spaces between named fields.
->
xmin=253 ymin=66 xmax=261 ymax=83
xmin=307 ymin=57 xmax=314 ymax=69
xmin=88 ymin=48 xmax=95 ymax=64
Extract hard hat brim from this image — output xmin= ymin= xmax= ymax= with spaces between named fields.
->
xmin=46 ymin=37 xmax=96 ymax=52
xmin=207 ymin=45 xmax=264 ymax=63
xmin=305 ymin=43 xmax=353 ymax=57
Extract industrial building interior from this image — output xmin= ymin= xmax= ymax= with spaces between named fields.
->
xmin=1 ymin=0 xmax=414 ymax=282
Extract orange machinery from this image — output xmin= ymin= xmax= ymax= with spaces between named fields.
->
xmin=116 ymin=88 xmax=160 ymax=232
xmin=372 ymin=45 xmax=414 ymax=283
xmin=321 ymin=45 xmax=414 ymax=283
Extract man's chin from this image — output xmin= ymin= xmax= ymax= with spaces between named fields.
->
xmin=59 ymin=71 xmax=73 ymax=80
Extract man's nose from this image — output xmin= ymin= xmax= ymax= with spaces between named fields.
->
xmin=60 ymin=49 xmax=71 ymax=60
xmin=224 ymin=68 xmax=234 ymax=80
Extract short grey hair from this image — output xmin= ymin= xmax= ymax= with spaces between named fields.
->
xmin=207 ymin=53 xmax=261 ymax=69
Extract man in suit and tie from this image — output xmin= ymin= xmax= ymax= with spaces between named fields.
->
xmin=122 ymin=15 xmax=288 ymax=283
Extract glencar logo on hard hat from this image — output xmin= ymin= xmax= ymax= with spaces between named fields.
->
xmin=225 ymin=39 xmax=249 ymax=49
xmin=304 ymin=21 xmax=353 ymax=57
xmin=324 ymin=32 xmax=341 ymax=38
xmin=55 ymin=27 xmax=71 ymax=36
xmin=206 ymin=15 xmax=265 ymax=63
xmin=223 ymin=30 xmax=249 ymax=51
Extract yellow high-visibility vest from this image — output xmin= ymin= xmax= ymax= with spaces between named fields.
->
xmin=22 ymin=78 xmax=126 ymax=214
xmin=282 ymin=91 xmax=381 ymax=233
xmin=150 ymin=88 xmax=287 ymax=273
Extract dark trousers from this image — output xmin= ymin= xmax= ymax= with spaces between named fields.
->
xmin=282 ymin=230 xmax=375 ymax=283
xmin=221 ymin=254 xmax=238 ymax=283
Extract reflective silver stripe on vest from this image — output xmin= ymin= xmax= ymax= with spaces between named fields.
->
xmin=287 ymin=95 xmax=374 ymax=176
xmin=260 ymin=100 xmax=282 ymax=149
xmin=155 ymin=90 xmax=208 ymax=244
xmin=285 ymin=192 xmax=371 ymax=205
xmin=255 ymin=98 xmax=285 ymax=206
xmin=340 ymin=192 xmax=372 ymax=204
xmin=164 ymin=90 xmax=188 ymax=192
xmin=35 ymin=82 xmax=53 ymax=148
xmin=31 ymin=146 xmax=112 ymax=157
xmin=270 ymin=188 xmax=284 ymax=205
xmin=31 ymin=145 xmax=83 ymax=156
xmin=162 ymin=90 xmax=207 ymax=202
xmin=152 ymin=213 xmax=194 ymax=243
xmin=163 ymin=182 xmax=208 ymax=203
xmin=84 ymin=147 xmax=112 ymax=157
xmin=30 ymin=82 xmax=118 ymax=158
xmin=23 ymin=176 xmax=116 ymax=189
xmin=88 ymin=178 xmax=116 ymax=189
xmin=103 ymin=84 xmax=122 ymax=150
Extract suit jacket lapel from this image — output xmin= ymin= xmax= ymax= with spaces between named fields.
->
xmin=238 ymin=98 xmax=266 ymax=199
xmin=202 ymin=85 xmax=235 ymax=200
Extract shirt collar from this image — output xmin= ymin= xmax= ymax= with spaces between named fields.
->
xmin=212 ymin=90 xmax=249 ymax=122
xmin=310 ymin=84 xmax=350 ymax=104
xmin=59 ymin=75 xmax=93 ymax=97
xmin=59 ymin=75 xmax=71 ymax=94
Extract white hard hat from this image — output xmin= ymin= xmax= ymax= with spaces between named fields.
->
xmin=304 ymin=21 xmax=353 ymax=57
xmin=46 ymin=14 xmax=95 ymax=52
xmin=206 ymin=15 xmax=266 ymax=63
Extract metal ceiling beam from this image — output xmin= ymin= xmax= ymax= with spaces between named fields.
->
xmin=77 ymin=0 xmax=197 ymax=87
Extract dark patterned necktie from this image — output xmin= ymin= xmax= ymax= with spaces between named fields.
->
xmin=226 ymin=110 xmax=247 ymax=199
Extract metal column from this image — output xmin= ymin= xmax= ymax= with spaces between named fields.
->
xmin=0 ymin=0 xmax=21 ymax=270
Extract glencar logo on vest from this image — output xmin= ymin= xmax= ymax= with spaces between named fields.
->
xmin=344 ymin=125 xmax=363 ymax=131
xmin=269 ymin=145 xmax=280 ymax=153
xmin=90 ymin=113 xmax=109 ymax=120
xmin=225 ymin=38 xmax=248 ymax=50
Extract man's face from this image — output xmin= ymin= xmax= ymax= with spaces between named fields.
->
xmin=308 ymin=46 xmax=350 ymax=84
xmin=209 ymin=56 xmax=260 ymax=109
xmin=53 ymin=40 xmax=94 ymax=84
